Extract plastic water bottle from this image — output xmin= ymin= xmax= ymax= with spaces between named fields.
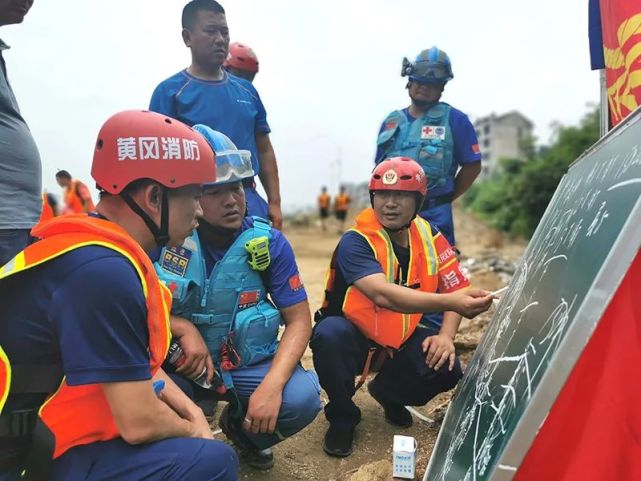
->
xmin=167 ymin=340 xmax=212 ymax=389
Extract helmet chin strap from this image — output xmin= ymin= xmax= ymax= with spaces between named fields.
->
xmin=120 ymin=187 xmax=170 ymax=247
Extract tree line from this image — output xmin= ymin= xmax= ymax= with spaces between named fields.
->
xmin=464 ymin=108 xmax=600 ymax=238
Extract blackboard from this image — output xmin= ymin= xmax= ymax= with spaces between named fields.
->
xmin=424 ymin=107 xmax=641 ymax=481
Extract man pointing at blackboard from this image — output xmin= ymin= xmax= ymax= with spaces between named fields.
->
xmin=311 ymin=157 xmax=493 ymax=457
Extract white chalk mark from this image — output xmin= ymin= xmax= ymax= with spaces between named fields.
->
xmin=501 ymin=384 xmax=516 ymax=406
xmin=520 ymin=302 xmax=539 ymax=313
xmin=607 ymin=178 xmax=641 ymax=191
xmin=543 ymin=254 xmax=567 ymax=266
xmin=489 ymin=355 xmax=524 ymax=364
xmin=498 ymin=464 xmax=517 ymax=472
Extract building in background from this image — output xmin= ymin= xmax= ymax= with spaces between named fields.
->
xmin=474 ymin=111 xmax=534 ymax=178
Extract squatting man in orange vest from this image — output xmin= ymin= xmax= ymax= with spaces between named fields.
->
xmin=0 ymin=111 xmax=238 ymax=480
xmin=311 ymin=157 xmax=493 ymax=457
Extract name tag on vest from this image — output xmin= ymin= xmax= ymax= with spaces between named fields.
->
xmin=161 ymin=247 xmax=192 ymax=277
xmin=421 ymin=126 xmax=446 ymax=140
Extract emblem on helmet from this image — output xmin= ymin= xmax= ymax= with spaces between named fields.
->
xmin=382 ymin=170 xmax=398 ymax=185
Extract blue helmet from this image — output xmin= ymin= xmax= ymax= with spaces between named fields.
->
xmin=401 ymin=46 xmax=454 ymax=85
xmin=192 ymin=125 xmax=254 ymax=186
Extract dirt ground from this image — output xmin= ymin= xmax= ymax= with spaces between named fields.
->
xmin=218 ymin=203 xmax=526 ymax=481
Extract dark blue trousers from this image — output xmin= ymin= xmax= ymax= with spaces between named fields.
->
xmin=310 ymin=316 xmax=462 ymax=428
xmin=0 ymin=438 xmax=238 ymax=481
xmin=169 ymin=360 xmax=321 ymax=450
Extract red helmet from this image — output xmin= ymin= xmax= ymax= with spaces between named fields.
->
xmin=91 ymin=110 xmax=216 ymax=194
xmin=223 ymin=42 xmax=259 ymax=73
xmin=369 ymin=157 xmax=428 ymax=197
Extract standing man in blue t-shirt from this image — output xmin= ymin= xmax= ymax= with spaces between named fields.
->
xmin=149 ymin=0 xmax=282 ymax=229
xmin=375 ymin=46 xmax=482 ymax=248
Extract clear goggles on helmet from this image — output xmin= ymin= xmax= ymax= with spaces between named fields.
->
xmin=209 ymin=149 xmax=254 ymax=186
xmin=412 ymin=62 xmax=450 ymax=82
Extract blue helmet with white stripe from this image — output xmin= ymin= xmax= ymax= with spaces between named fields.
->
xmin=192 ymin=125 xmax=254 ymax=186
xmin=401 ymin=46 xmax=454 ymax=85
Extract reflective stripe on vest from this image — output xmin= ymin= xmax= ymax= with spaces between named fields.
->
xmin=0 ymin=214 xmax=171 ymax=458
xmin=376 ymin=103 xmax=454 ymax=191
xmin=340 ymin=208 xmax=439 ymax=348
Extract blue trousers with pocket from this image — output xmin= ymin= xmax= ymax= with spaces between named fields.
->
xmin=0 ymin=229 xmax=31 ymax=266
xmin=0 ymin=437 xmax=238 ymax=481
xmin=310 ymin=315 xmax=462 ymax=428
xmin=170 ymin=359 xmax=322 ymax=450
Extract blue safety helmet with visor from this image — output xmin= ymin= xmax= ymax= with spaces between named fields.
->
xmin=401 ymin=46 xmax=454 ymax=85
xmin=192 ymin=124 xmax=255 ymax=186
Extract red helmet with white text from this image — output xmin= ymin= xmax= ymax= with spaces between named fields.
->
xmin=92 ymin=110 xmax=215 ymax=194
xmin=91 ymin=110 xmax=216 ymax=246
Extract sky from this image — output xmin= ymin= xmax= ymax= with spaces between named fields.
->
xmin=1 ymin=0 xmax=599 ymax=212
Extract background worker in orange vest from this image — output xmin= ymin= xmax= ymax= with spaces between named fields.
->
xmin=38 ymin=191 xmax=59 ymax=222
xmin=311 ymin=157 xmax=493 ymax=457
xmin=55 ymin=170 xmax=95 ymax=214
xmin=318 ymin=186 xmax=331 ymax=231
xmin=333 ymin=185 xmax=351 ymax=234
xmin=0 ymin=110 xmax=238 ymax=481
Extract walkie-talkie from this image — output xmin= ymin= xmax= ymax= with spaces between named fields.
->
xmin=245 ymin=236 xmax=270 ymax=271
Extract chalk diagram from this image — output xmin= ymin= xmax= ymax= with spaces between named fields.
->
xmin=431 ymin=143 xmax=641 ymax=481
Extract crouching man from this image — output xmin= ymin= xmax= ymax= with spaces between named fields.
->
xmin=311 ymin=157 xmax=493 ymax=457
xmin=0 ymin=111 xmax=238 ymax=480
xmin=155 ymin=127 xmax=321 ymax=470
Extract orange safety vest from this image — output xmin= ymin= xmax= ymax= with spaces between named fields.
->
xmin=64 ymin=180 xmax=95 ymax=214
xmin=323 ymin=208 xmax=440 ymax=349
xmin=0 ymin=215 xmax=171 ymax=459
xmin=318 ymin=193 xmax=330 ymax=209
xmin=334 ymin=194 xmax=350 ymax=212
xmin=39 ymin=193 xmax=55 ymax=223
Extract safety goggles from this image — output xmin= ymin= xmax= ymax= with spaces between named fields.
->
xmin=209 ymin=149 xmax=254 ymax=185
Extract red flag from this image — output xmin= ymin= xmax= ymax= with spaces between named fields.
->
xmin=600 ymin=0 xmax=641 ymax=126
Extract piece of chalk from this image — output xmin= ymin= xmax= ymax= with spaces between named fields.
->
xmin=491 ymin=286 xmax=509 ymax=296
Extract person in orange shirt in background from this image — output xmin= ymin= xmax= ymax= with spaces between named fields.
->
xmin=333 ymin=185 xmax=351 ymax=234
xmin=318 ymin=186 xmax=331 ymax=231
xmin=55 ymin=170 xmax=95 ymax=214
xmin=38 ymin=192 xmax=59 ymax=223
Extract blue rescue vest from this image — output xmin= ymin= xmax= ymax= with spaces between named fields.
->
xmin=154 ymin=217 xmax=282 ymax=387
xmin=376 ymin=103 xmax=454 ymax=192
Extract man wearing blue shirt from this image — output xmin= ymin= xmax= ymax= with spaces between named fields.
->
xmin=376 ymin=46 xmax=482 ymax=248
xmin=0 ymin=110 xmax=238 ymax=481
xmin=155 ymin=127 xmax=320 ymax=471
xmin=149 ymin=0 xmax=282 ymax=229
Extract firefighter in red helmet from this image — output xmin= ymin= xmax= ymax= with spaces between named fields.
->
xmin=0 ymin=110 xmax=239 ymax=480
